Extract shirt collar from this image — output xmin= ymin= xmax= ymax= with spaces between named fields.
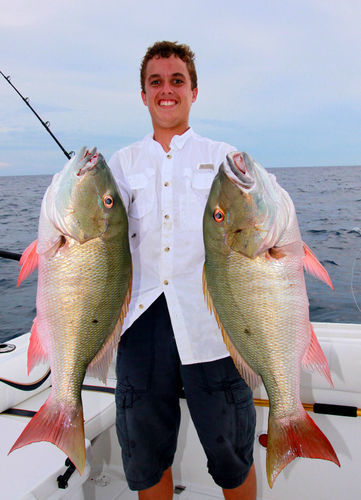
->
xmin=169 ymin=127 xmax=194 ymax=151
xmin=144 ymin=127 xmax=194 ymax=152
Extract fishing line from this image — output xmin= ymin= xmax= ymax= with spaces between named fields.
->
xmin=351 ymin=248 xmax=361 ymax=314
xmin=0 ymin=70 xmax=74 ymax=160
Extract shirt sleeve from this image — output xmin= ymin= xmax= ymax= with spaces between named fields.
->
xmin=108 ymin=151 xmax=132 ymax=212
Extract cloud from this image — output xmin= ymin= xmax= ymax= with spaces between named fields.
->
xmin=0 ymin=161 xmax=11 ymax=168
xmin=0 ymin=126 xmax=21 ymax=133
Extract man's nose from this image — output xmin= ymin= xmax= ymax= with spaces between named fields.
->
xmin=161 ymin=80 xmax=173 ymax=94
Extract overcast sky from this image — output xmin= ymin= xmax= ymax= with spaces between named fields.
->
xmin=1 ymin=0 xmax=360 ymax=175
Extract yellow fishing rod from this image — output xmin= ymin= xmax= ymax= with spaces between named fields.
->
xmin=254 ymin=398 xmax=361 ymax=417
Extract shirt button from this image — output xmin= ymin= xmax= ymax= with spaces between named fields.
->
xmin=163 ymin=280 xmax=169 ymax=285
xmin=164 ymin=214 xmax=170 ymax=219
xmin=139 ymin=304 xmax=144 ymax=309
xmin=167 ymin=154 xmax=172 ymax=159
xmin=164 ymin=246 xmax=170 ymax=252
xmin=164 ymin=181 xmax=169 ymax=187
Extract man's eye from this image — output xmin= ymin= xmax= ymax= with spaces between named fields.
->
xmin=173 ymin=79 xmax=183 ymax=85
xmin=150 ymin=80 xmax=160 ymax=86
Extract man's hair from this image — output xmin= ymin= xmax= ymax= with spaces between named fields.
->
xmin=140 ymin=41 xmax=197 ymax=92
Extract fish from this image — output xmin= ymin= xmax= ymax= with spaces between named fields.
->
xmin=9 ymin=147 xmax=132 ymax=473
xmin=202 ymin=151 xmax=340 ymax=487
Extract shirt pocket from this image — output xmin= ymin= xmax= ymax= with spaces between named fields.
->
xmin=180 ymin=168 xmax=215 ymax=231
xmin=127 ymin=172 xmax=155 ymax=250
xmin=127 ymin=172 xmax=155 ymax=219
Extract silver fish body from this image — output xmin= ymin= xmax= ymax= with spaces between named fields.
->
xmin=10 ymin=148 xmax=132 ymax=472
xmin=203 ymin=151 xmax=339 ymax=486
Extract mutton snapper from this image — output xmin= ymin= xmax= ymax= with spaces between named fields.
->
xmin=203 ymin=151 xmax=339 ymax=487
xmin=9 ymin=147 xmax=132 ymax=473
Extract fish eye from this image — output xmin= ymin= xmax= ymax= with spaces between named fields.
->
xmin=103 ymin=195 xmax=114 ymax=208
xmin=213 ymin=208 xmax=225 ymax=222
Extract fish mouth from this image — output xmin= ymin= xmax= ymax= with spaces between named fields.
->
xmin=76 ymin=147 xmax=99 ymax=176
xmin=224 ymin=152 xmax=255 ymax=190
xmin=232 ymin=153 xmax=247 ymax=175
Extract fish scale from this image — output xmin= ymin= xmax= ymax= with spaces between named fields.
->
xmin=38 ymin=239 xmax=124 ymax=404
xmin=209 ymin=251 xmax=307 ymax=413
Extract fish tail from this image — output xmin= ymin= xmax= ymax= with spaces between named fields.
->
xmin=266 ymin=410 xmax=340 ymax=488
xmin=9 ymin=395 xmax=85 ymax=474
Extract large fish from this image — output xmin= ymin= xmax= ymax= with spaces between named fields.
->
xmin=203 ymin=151 xmax=340 ymax=487
xmin=9 ymin=147 xmax=132 ymax=473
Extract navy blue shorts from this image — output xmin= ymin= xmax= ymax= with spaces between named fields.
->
xmin=115 ymin=294 xmax=256 ymax=491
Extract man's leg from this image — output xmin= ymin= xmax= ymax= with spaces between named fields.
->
xmin=222 ymin=464 xmax=256 ymax=500
xmin=181 ymin=357 xmax=257 ymax=498
xmin=138 ymin=467 xmax=173 ymax=500
xmin=115 ymin=294 xmax=182 ymax=493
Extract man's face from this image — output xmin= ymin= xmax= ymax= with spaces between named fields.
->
xmin=141 ymin=54 xmax=198 ymax=134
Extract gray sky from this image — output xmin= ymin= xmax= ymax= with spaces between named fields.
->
xmin=1 ymin=0 xmax=360 ymax=175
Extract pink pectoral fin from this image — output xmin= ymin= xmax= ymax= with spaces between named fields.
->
xmin=302 ymin=243 xmax=334 ymax=290
xmin=17 ymin=240 xmax=39 ymax=287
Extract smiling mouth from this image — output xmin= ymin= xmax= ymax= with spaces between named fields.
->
xmin=159 ymin=99 xmax=177 ymax=107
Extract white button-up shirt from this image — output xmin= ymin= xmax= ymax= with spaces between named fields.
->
xmin=108 ymin=128 xmax=235 ymax=364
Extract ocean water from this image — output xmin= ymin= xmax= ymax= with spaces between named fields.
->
xmin=1 ymin=165 xmax=361 ymax=343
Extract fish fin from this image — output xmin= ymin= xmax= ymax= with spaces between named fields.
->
xmin=302 ymin=323 xmax=333 ymax=386
xmin=17 ymin=239 xmax=39 ymax=287
xmin=9 ymin=395 xmax=86 ymax=474
xmin=202 ymin=266 xmax=261 ymax=390
xmin=266 ymin=409 xmax=340 ymax=488
xmin=87 ymin=275 xmax=132 ymax=383
xmin=27 ymin=317 xmax=48 ymax=374
xmin=220 ymin=327 xmax=262 ymax=390
xmin=303 ymin=243 xmax=334 ymax=290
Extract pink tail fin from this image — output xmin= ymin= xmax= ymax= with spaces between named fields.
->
xmin=9 ymin=395 xmax=86 ymax=474
xmin=266 ymin=410 xmax=340 ymax=487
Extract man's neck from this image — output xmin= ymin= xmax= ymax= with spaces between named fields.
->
xmin=153 ymin=125 xmax=190 ymax=152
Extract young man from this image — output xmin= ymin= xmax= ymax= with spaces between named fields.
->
xmin=109 ymin=41 xmax=257 ymax=500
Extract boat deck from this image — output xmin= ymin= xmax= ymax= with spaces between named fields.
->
xmin=83 ymin=468 xmax=224 ymax=499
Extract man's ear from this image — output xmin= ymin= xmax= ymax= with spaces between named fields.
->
xmin=141 ymin=91 xmax=147 ymax=106
xmin=192 ymin=87 xmax=198 ymax=103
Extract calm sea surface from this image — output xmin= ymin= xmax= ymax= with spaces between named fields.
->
xmin=1 ymin=165 xmax=361 ymax=342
